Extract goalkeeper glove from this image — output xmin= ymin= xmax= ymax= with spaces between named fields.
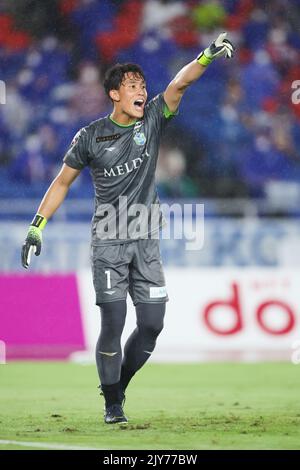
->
xmin=197 ymin=32 xmax=235 ymax=66
xmin=21 ymin=213 xmax=47 ymax=269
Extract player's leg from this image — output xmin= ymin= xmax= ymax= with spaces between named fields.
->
xmin=121 ymin=238 xmax=168 ymax=393
xmin=96 ymin=300 xmax=126 ymax=402
xmin=91 ymin=243 xmax=133 ymax=423
xmin=96 ymin=300 xmax=128 ymax=424
xmin=120 ymin=301 xmax=165 ymax=392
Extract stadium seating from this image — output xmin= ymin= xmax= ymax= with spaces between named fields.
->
xmin=0 ymin=0 xmax=300 ymax=203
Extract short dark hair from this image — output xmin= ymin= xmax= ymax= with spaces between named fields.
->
xmin=103 ymin=63 xmax=145 ymax=99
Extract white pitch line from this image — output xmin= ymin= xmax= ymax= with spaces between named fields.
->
xmin=0 ymin=439 xmax=105 ymax=450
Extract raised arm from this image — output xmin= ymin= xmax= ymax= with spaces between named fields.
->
xmin=164 ymin=32 xmax=234 ymax=113
xmin=21 ymin=163 xmax=81 ymax=268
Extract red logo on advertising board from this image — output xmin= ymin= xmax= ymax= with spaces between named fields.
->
xmin=203 ymin=282 xmax=295 ymax=336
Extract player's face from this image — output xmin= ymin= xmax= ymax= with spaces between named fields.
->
xmin=117 ymin=73 xmax=147 ymax=119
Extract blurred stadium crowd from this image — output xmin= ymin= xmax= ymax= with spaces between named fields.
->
xmin=0 ymin=0 xmax=300 ymax=201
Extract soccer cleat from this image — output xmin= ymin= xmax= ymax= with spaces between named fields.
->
xmin=104 ymin=404 xmax=128 ymax=424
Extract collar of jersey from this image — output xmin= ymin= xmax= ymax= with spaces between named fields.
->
xmin=109 ymin=115 xmax=137 ymax=128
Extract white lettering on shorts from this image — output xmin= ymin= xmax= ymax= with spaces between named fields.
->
xmin=149 ymin=286 xmax=167 ymax=298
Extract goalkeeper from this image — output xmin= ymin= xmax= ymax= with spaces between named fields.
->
xmin=22 ymin=33 xmax=234 ymax=424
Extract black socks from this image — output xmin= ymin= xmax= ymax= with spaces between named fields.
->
xmin=97 ymin=301 xmax=166 ymax=405
xmin=101 ymin=382 xmax=122 ymax=407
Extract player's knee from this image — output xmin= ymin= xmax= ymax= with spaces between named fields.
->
xmin=136 ymin=301 xmax=165 ymax=338
xmin=139 ymin=320 xmax=164 ymax=339
xmin=97 ymin=331 xmax=121 ymax=351
xmin=97 ymin=337 xmax=121 ymax=352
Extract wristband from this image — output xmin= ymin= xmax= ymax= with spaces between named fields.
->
xmin=197 ymin=51 xmax=213 ymax=67
xmin=31 ymin=213 xmax=47 ymax=230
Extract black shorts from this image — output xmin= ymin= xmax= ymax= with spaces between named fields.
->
xmin=91 ymin=239 xmax=168 ymax=306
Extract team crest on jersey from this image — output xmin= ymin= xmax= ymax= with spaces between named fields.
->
xmin=134 ymin=120 xmax=143 ymax=131
xmin=133 ymin=131 xmax=146 ymax=146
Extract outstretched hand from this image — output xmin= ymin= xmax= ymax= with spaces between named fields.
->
xmin=208 ymin=32 xmax=235 ymax=59
xmin=197 ymin=32 xmax=235 ymax=66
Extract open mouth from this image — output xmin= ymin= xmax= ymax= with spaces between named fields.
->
xmin=133 ymin=99 xmax=145 ymax=111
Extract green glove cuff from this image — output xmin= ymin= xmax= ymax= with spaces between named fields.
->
xmin=197 ymin=50 xmax=213 ymax=67
xmin=31 ymin=213 xmax=47 ymax=231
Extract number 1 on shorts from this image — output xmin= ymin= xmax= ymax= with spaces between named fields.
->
xmin=105 ymin=270 xmax=111 ymax=289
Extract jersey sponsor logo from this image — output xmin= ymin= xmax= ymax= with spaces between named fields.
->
xmin=96 ymin=134 xmax=121 ymax=143
xmin=104 ymin=147 xmax=115 ymax=152
xmin=133 ymin=131 xmax=146 ymax=146
xmin=104 ymin=290 xmax=116 ymax=295
xmin=103 ymin=150 xmax=150 ymax=177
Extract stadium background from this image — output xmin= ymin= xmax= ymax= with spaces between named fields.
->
xmin=1 ymin=0 xmax=300 ymax=450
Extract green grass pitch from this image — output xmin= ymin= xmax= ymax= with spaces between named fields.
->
xmin=0 ymin=362 xmax=300 ymax=450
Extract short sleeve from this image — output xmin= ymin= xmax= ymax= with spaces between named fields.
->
xmin=144 ymin=93 xmax=178 ymax=133
xmin=63 ymin=127 xmax=90 ymax=170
